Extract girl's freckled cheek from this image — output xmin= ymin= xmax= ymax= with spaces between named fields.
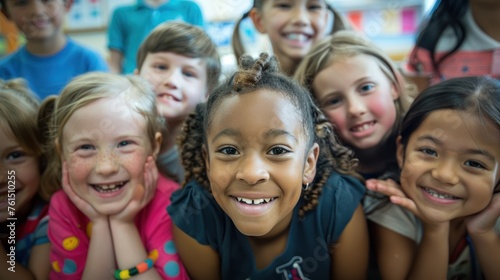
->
xmin=122 ymin=153 xmax=148 ymax=173
xmin=66 ymin=155 xmax=94 ymax=180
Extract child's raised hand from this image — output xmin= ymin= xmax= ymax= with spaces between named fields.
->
xmin=109 ymin=156 xmax=158 ymax=224
xmin=62 ymin=162 xmax=104 ymax=221
xmin=366 ymin=178 xmax=420 ymax=214
xmin=465 ymin=191 xmax=500 ymax=235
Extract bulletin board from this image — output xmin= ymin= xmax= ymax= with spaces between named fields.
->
xmin=65 ymin=0 xmax=135 ymax=32
xmin=342 ymin=4 xmax=423 ymax=61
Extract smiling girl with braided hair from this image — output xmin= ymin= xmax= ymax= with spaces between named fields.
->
xmin=168 ymin=52 xmax=368 ymax=279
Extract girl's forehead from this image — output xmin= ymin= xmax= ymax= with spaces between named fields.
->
xmin=208 ymin=90 xmax=304 ymax=137
xmin=412 ymin=109 xmax=500 ymax=158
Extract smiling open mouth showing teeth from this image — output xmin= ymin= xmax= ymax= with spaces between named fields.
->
xmin=91 ymin=181 xmax=127 ymax=193
xmin=423 ymin=187 xmax=459 ymax=200
xmin=234 ymin=196 xmax=277 ymax=205
xmin=351 ymin=121 xmax=376 ymax=132
xmin=286 ymin=33 xmax=310 ymax=42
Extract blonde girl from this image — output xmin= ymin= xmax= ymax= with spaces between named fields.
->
xmin=295 ymin=30 xmax=414 ymax=183
xmin=42 ymin=73 xmax=188 ymax=279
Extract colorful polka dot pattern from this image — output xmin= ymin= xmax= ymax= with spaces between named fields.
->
xmin=53 ymin=238 xmax=182 ymax=277
xmin=163 ymin=240 xmax=180 ymax=277
xmin=52 ymin=236 xmax=80 ymax=275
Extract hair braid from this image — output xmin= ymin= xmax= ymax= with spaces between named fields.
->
xmin=298 ymin=102 xmax=360 ymax=217
xmin=178 ymin=103 xmax=210 ymax=190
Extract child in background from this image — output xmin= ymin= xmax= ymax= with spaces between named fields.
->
xmin=168 ymin=53 xmax=368 ymax=279
xmin=232 ymin=0 xmax=348 ymax=76
xmin=295 ymin=31 xmax=414 ymax=183
xmin=135 ymin=22 xmax=221 ymax=183
xmin=403 ymin=0 xmax=500 ymax=92
xmin=108 ymin=0 xmax=204 ymax=74
xmin=0 ymin=0 xmax=109 ymax=101
xmin=366 ymin=76 xmax=500 ymax=279
xmin=43 ymin=73 xmax=188 ymax=279
xmin=0 ymin=79 xmax=50 ymax=279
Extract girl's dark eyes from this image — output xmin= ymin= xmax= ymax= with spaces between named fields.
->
xmin=268 ymin=146 xmax=291 ymax=155
xmin=464 ymin=160 xmax=486 ymax=169
xmin=308 ymin=4 xmax=323 ymax=10
xmin=153 ymin=64 xmax=167 ymax=70
xmin=218 ymin=146 xmax=239 ymax=155
xmin=276 ymin=3 xmax=291 ymax=9
xmin=419 ymin=148 xmax=437 ymax=156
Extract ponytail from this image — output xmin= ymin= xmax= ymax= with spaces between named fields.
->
xmin=231 ymin=11 xmax=251 ymax=63
xmin=327 ymin=4 xmax=349 ymax=34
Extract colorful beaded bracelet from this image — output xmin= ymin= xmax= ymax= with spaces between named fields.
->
xmin=114 ymin=249 xmax=159 ymax=279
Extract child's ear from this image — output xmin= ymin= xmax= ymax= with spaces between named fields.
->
xmin=249 ymin=8 xmax=267 ymax=33
xmin=391 ymin=83 xmax=400 ymax=100
xmin=396 ymin=136 xmax=404 ymax=168
xmin=54 ymin=139 xmax=61 ymax=156
xmin=303 ymin=143 xmax=319 ymax=184
xmin=152 ymin=132 xmax=162 ymax=159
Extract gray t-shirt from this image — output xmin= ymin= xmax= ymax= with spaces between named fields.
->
xmin=156 ymin=145 xmax=184 ymax=184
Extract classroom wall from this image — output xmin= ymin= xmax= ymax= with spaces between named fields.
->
xmin=69 ymin=0 xmax=436 ymax=60
xmin=70 ymin=0 xmax=253 ymax=60
xmin=2 ymin=0 xmax=436 ymax=73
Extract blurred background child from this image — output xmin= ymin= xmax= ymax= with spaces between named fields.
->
xmin=108 ymin=0 xmax=204 ymax=74
xmin=0 ymin=0 xmax=109 ymax=100
xmin=135 ymin=22 xmax=220 ymax=183
xmin=403 ymin=0 xmax=500 ymax=92
xmin=296 ymin=31 xmax=414 ymax=183
xmin=232 ymin=0 xmax=348 ymax=76
xmin=0 ymin=79 xmax=50 ymax=279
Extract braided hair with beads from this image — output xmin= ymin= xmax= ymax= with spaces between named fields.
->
xmin=179 ymin=52 xmax=359 ymax=217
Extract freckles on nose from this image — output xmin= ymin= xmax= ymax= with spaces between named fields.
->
xmin=98 ymin=153 xmax=117 ymax=164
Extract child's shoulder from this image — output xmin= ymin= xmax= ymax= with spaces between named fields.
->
xmin=314 ymin=172 xmax=365 ymax=218
xmin=321 ymin=172 xmax=366 ymax=200
xmin=152 ymin=175 xmax=181 ymax=204
xmin=49 ymin=189 xmax=77 ymax=210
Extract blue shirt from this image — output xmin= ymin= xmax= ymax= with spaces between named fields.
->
xmin=168 ymin=172 xmax=365 ymax=279
xmin=107 ymin=0 xmax=204 ymax=74
xmin=0 ymin=38 xmax=109 ymax=101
